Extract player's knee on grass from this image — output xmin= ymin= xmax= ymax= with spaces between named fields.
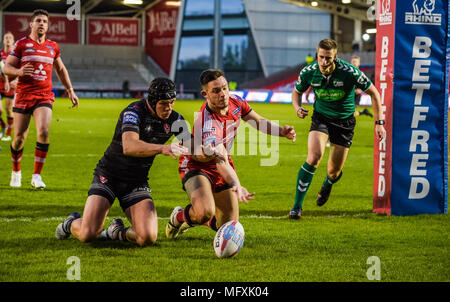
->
xmin=135 ymin=230 xmax=157 ymax=247
xmin=77 ymin=227 xmax=102 ymax=243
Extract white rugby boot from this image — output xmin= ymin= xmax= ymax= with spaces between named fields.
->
xmin=10 ymin=171 xmax=22 ymax=187
xmin=31 ymin=174 xmax=46 ymax=189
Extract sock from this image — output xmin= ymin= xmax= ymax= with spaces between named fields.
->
xmin=322 ymin=171 xmax=343 ymax=189
xmin=6 ymin=117 xmax=13 ymax=136
xmin=293 ymin=162 xmax=316 ymax=209
xmin=11 ymin=145 xmax=23 ymax=172
xmin=175 ymin=204 xmax=194 ymax=227
xmin=34 ymin=142 xmax=49 ymax=175
xmin=203 ymin=216 xmax=218 ymax=231
xmin=120 ymin=227 xmax=130 ymax=242
xmin=0 ymin=117 xmax=5 ymax=129
xmin=63 ymin=217 xmax=80 ymax=234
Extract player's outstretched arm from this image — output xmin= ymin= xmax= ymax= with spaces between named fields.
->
xmin=122 ymin=131 xmax=189 ymax=159
xmin=213 ymin=144 xmax=255 ymax=203
xmin=54 ymin=57 xmax=79 ymax=108
xmin=242 ymin=110 xmax=296 ymax=142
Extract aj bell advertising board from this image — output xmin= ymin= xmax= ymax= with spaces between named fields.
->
xmin=374 ymin=0 xmax=449 ymax=215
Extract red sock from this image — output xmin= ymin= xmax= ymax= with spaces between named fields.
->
xmin=175 ymin=204 xmax=193 ymax=226
xmin=203 ymin=216 xmax=218 ymax=231
xmin=10 ymin=146 xmax=23 ymax=172
xmin=34 ymin=143 xmax=49 ymax=175
xmin=6 ymin=117 xmax=13 ymax=136
xmin=0 ymin=117 xmax=5 ymax=129
xmin=175 ymin=209 xmax=186 ymax=225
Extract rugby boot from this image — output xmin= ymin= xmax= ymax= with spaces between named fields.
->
xmin=55 ymin=212 xmax=81 ymax=239
xmin=289 ymin=206 xmax=302 ymax=220
xmin=31 ymin=174 xmax=46 ymax=189
xmin=361 ymin=108 xmax=373 ymax=117
xmin=166 ymin=206 xmax=191 ymax=239
xmin=316 ymin=184 xmax=333 ymax=207
xmin=10 ymin=171 xmax=21 ymax=187
xmin=106 ymin=218 xmax=125 ymax=240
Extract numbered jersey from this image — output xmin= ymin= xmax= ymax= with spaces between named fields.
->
xmin=295 ymin=58 xmax=372 ymax=119
xmin=9 ymin=36 xmax=60 ymax=96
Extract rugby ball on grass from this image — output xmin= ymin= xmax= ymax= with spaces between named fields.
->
xmin=213 ymin=220 xmax=245 ymax=258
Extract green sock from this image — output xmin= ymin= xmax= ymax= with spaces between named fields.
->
xmin=293 ymin=162 xmax=316 ymax=209
xmin=322 ymin=171 xmax=343 ymax=188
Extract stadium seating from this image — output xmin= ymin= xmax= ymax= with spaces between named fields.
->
xmin=52 ymin=44 xmax=166 ymax=93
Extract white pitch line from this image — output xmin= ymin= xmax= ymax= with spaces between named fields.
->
xmin=0 ymin=213 xmax=367 ymax=223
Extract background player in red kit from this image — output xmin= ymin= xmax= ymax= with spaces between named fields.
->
xmin=166 ymin=69 xmax=296 ymax=239
xmin=0 ymin=31 xmax=16 ymax=141
xmin=3 ymin=9 xmax=79 ymax=189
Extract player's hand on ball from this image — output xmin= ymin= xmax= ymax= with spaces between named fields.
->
xmin=232 ymin=185 xmax=255 ymax=204
xmin=280 ymin=125 xmax=296 ymax=142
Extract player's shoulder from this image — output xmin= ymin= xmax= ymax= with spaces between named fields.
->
xmin=335 ymin=58 xmax=360 ymax=75
xmin=229 ymin=93 xmax=247 ymax=104
xmin=299 ymin=61 xmax=319 ymax=76
xmin=15 ymin=36 xmax=31 ymax=45
xmin=123 ymin=99 xmax=145 ymax=115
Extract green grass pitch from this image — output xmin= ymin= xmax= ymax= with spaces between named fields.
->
xmin=0 ymin=98 xmax=448 ymax=282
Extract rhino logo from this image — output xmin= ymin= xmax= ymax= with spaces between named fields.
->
xmin=413 ymin=0 xmax=435 ymax=15
xmin=405 ymin=0 xmax=441 ymax=25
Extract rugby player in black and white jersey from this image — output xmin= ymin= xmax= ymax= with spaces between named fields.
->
xmin=55 ymin=78 xmax=191 ymax=246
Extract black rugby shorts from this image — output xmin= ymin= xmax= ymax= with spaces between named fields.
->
xmin=88 ymin=172 xmax=152 ymax=211
xmin=310 ymin=111 xmax=356 ymax=148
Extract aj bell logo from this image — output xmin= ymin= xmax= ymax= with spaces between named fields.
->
xmin=405 ymin=0 xmax=441 ymax=26
xmin=379 ymin=0 xmax=392 ymax=26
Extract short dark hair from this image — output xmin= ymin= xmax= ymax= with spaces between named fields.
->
xmin=317 ymin=39 xmax=338 ymax=52
xmin=200 ymin=69 xmax=225 ymax=87
xmin=31 ymin=9 xmax=49 ymax=22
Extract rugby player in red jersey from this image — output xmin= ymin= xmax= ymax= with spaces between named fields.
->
xmin=3 ymin=9 xmax=79 ymax=189
xmin=166 ymin=69 xmax=296 ymax=239
xmin=0 ymin=31 xmax=17 ymax=142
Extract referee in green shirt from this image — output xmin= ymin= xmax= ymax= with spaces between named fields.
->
xmin=289 ymin=39 xmax=386 ymax=219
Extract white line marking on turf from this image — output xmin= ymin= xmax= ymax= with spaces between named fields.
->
xmin=0 ymin=213 xmax=368 ymax=223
